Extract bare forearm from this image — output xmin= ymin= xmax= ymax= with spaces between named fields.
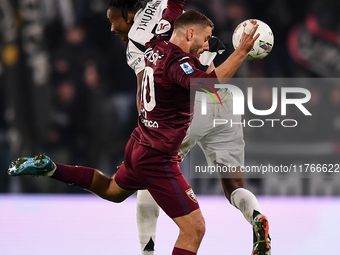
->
xmin=214 ymin=48 xmax=248 ymax=81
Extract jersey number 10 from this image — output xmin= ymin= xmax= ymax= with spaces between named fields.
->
xmin=141 ymin=66 xmax=156 ymax=112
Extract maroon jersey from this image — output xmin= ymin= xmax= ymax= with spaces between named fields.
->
xmin=131 ymin=0 xmax=217 ymax=155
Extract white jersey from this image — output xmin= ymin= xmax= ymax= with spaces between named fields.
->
xmin=127 ymin=0 xmax=167 ymax=75
xmin=126 ymin=0 xmax=225 ymax=75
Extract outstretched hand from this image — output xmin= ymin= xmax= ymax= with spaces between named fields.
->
xmin=237 ymin=20 xmax=260 ymax=54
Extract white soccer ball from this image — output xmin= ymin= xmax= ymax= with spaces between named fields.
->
xmin=232 ymin=19 xmax=274 ymax=60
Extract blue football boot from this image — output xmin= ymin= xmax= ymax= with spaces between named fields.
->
xmin=8 ymin=154 xmax=56 ymax=176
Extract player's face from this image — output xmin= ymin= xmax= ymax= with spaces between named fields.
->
xmin=107 ymin=7 xmax=133 ymax=41
xmin=189 ymin=26 xmax=212 ymax=57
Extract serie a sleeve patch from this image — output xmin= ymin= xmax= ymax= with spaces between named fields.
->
xmin=180 ymin=62 xmax=194 ymax=74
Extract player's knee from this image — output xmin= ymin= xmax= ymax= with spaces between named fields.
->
xmin=107 ymin=195 xmax=128 ymax=203
xmin=188 ymin=220 xmax=205 ymax=244
xmin=195 ymin=219 xmax=206 ymax=241
xmin=110 ymin=197 xmax=125 ymax=203
xmin=183 ymin=215 xmax=205 ymax=242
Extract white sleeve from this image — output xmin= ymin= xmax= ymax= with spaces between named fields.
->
xmin=126 ymin=41 xmax=145 ymax=75
xmin=199 ymin=36 xmax=226 ymax=71
xmin=199 ymin=51 xmax=218 ymax=67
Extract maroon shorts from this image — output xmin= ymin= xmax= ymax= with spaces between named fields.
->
xmin=115 ymin=137 xmax=199 ymax=218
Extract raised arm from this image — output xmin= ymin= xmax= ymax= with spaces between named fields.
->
xmin=166 ymin=0 xmax=185 ymax=17
xmin=214 ymin=20 xmax=260 ymax=80
xmin=153 ymin=0 xmax=185 ymax=37
xmin=165 ymin=20 xmax=259 ymax=93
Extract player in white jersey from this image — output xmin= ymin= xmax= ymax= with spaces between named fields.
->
xmin=107 ymin=0 xmax=271 ymax=254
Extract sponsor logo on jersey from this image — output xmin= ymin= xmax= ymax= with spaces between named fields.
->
xmin=186 ymin=188 xmax=198 ymax=203
xmin=180 ymin=62 xmax=194 ymax=74
xmin=144 ymin=47 xmax=163 ymax=65
xmin=131 ymin=57 xmax=143 ymax=70
xmin=141 ymin=118 xmax=159 ymax=128
xmin=155 ymin=19 xmax=171 ymax=34
xmin=140 ymin=109 xmax=158 ymax=128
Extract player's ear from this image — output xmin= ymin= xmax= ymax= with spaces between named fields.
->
xmin=126 ymin=12 xmax=134 ymax=24
xmin=186 ymin=28 xmax=194 ymax=41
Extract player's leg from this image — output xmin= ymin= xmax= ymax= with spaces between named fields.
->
xmin=149 ymin=183 xmax=204 ymax=255
xmin=8 ymin=154 xmax=136 ymax=201
xmin=220 ymin=171 xmax=262 ymax=225
xmin=171 ymin=122 xmax=205 ymax=255
xmin=89 ymin=166 xmax=136 ymax=202
xmin=221 ymin=174 xmax=261 ymax=224
xmin=199 ymin=138 xmax=271 ymax=254
xmin=132 ymin=115 xmax=201 ymax=255
xmin=218 ymin=169 xmax=261 ymax=224
xmin=136 ymin=189 xmax=159 ymax=255
xmin=220 ymin=174 xmax=270 ymax=255
xmin=150 ymin=189 xmax=204 ymax=255
xmin=196 ymin=89 xmax=271 ymax=254
xmin=136 ymin=146 xmax=204 ymax=254
xmin=116 ymin=140 xmax=205 ymax=254
xmin=8 ymin=138 xmax=140 ymax=202
xmin=172 ymin=209 xmax=205 ymax=254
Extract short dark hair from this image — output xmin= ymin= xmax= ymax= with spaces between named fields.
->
xmin=108 ymin=0 xmax=142 ymax=21
xmin=174 ymin=10 xmax=214 ymax=30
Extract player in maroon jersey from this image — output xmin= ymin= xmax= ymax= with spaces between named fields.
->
xmin=8 ymin=1 xmax=259 ymax=254
xmin=107 ymin=1 xmax=271 ymax=255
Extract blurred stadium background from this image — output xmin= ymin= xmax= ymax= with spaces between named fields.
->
xmin=0 ymin=0 xmax=340 ymax=254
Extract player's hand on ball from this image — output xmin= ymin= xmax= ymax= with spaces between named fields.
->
xmin=233 ymin=19 xmax=274 ymax=60
xmin=237 ymin=20 xmax=260 ymax=54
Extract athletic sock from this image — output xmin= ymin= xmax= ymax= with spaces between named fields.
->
xmin=172 ymin=247 xmax=196 ymax=255
xmin=50 ymin=163 xmax=95 ymax=189
xmin=230 ymin=188 xmax=261 ymax=224
xmin=137 ymin=190 xmax=160 ymax=255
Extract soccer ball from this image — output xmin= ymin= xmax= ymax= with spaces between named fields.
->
xmin=232 ymin=19 xmax=274 ymax=60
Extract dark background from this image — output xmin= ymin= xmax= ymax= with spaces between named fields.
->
xmin=1 ymin=0 xmax=339 ymax=195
